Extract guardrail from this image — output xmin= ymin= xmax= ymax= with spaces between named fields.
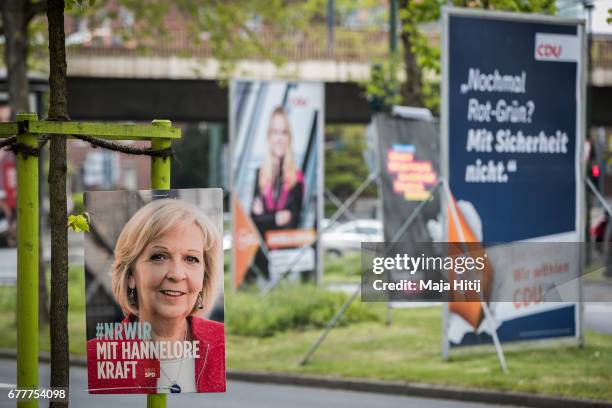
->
xmin=66 ymin=27 xmax=392 ymax=62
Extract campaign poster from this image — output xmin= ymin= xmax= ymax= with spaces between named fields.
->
xmin=230 ymin=80 xmax=324 ymax=289
xmin=373 ymin=114 xmax=442 ymax=301
xmin=84 ymin=189 xmax=225 ymax=394
xmin=0 ymin=150 xmax=17 ymax=284
xmin=441 ymin=8 xmax=584 ymax=348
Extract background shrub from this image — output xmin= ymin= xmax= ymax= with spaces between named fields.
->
xmin=225 ymin=284 xmax=380 ymax=337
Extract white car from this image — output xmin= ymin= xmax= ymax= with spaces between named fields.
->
xmin=322 ymin=219 xmax=383 ymax=257
xmin=223 ymin=233 xmax=232 ymax=251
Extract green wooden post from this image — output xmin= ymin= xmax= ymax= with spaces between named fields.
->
xmin=148 ymin=119 xmax=171 ymax=408
xmin=151 ymin=120 xmax=172 ymax=189
xmin=0 ymin=117 xmax=179 ymax=407
xmin=15 ymin=113 xmax=39 ymax=408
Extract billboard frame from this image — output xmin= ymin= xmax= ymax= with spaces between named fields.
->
xmin=229 ymin=78 xmax=325 ymax=290
xmin=440 ymin=6 xmax=586 ymax=359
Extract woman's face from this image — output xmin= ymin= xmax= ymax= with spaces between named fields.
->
xmin=128 ymin=220 xmax=205 ymax=323
xmin=268 ymin=113 xmax=290 ymax=160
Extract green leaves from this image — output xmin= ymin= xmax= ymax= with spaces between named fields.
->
xmin=325 ymin=125 xmax=378 ymax=202
xmin=362 ymin=53 xmax=403 ymax=113
xmin=65 ymin=0 xmax=96 ymax=11
xmin=67 ymin=213 xmax=90 ymax=233
xmin=397 ymin=0 xmax=556 ymax=113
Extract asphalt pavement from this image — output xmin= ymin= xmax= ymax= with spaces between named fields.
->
xmin=0 ymin=359 xmax=519 ymax=408
xmin=585 ymin=302 xmax=612 ymax=334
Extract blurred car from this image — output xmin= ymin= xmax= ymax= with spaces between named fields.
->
xmin=223 ymin=233 xmax=232 ymax=251
xmin=322 ymin=219 xmax=383 ymax=257
xmin=321 ymin=218 xmax=331 ymax=230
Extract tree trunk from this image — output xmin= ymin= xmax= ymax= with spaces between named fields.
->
xmin=1 ymin=0 xmax=30 ymax=117
xmin=1 ymin=1 xmax=52 ymax=325
xmin=398 ymin=0 xmax=424 ymax=107
xmin=47 ymin=0 xmax=69 ymax=406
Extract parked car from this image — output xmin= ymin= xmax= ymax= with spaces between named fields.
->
xmin=223 ymin=233 xmax=232 ymax=251
xmin=322 ymin=219 xmax=383 ymax=257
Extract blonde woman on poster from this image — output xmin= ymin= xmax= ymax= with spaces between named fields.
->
xmin=247 ymin=107 xmax=305 ymax=282
xmin=251 ymin=106 xmax=305 ymax=232
xmin=87 ymin=198 xmax=225 ymax=394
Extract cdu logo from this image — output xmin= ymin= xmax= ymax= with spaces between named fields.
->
xmin=535 ymin=33 xmax=579 ymax=62
xmin=536 ymin=43 xmax=562 ymax=58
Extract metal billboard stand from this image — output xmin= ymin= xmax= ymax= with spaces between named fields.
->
xmin=441 ymin=178 xmax=508 ymax=374
xmin=300 ymin=180 xmax=442 ymax=365
xmin=261 ymin=171 xmax=379 ymax=296
xmin=439 ymin=6 xmax=586 ymax=368
xmin=300 ymin=177 xmax=509 ymax=374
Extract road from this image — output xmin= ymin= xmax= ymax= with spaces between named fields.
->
xmin=583 ymin=283 xmax=612 ymax=334
xmin=585 ymin=302 xmax=612 ymax=334
xmin=0 ymin=232 xmax=84 ymax=285
xmin=0 ymin=360 xmax=518 ymax=408
xmin=0 ymin=249 xmax=16 ymax=285
xmin=328 ymin=282 xmax=612 ymax=334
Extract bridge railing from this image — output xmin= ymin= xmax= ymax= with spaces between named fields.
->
xmin=66 ymin=26 xmax=392 ymax=62
xmin=64 ymin=25 xmax=612 ymax=71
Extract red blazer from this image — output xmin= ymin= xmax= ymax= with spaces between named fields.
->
xmin=87 ymin=315 xmax=225 ymax=394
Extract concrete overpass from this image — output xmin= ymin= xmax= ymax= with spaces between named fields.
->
xmin=0 ymin=25 xmax=587 ymax=126
xmin=65 ymin=27 xmax=387 ymax=124
xmin=66 ymin=57 xmax=375 ymax=124
xmin=591 ymin=34 xmax=612 ymax=127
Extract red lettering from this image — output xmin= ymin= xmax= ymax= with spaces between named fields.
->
xmin=290 ymin=97 xmax=306 ymax=106
xmin=513 ymin=285 xmax=543 ymax=309
xmin=550 ymin=45 xmax=561 ymax=57
xmin=537 ymin=44 xmax=562 ymax=58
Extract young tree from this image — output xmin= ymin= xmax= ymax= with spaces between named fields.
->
xmin=0 ymin=0 xmax=47 ymax=115
xmin=399 ymin=0 xmax=556 ymax=114
xmin=47 ymin=1 xmax=70 ymax=406
xmin=37 ymin=2 xmax=325 ymax=406
xmin=1 ymin=0 xmax=51 ymax=325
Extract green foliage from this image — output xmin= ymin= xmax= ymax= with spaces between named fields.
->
xmin=363 ymin=53 xmax=403 ymax=113
xmin=324 ymin=253 xmax=362 ymax=283
xmin=325 ymin=125 xmax=377 ymax=203
xmin=68 ymin=1 xmax=321 ymax=76
xmin=65 ymin=0 xmax=96 ymax=10
xmin=399 ymin=0 xmax=444 ymax=113
xmin=71 ymin=192 xmax=84 ymax=214
xmin=67 ymin=213 xmax=90 ymax=233
xmin=303 ymin=0 xmax=387 ymax=27
xmin=228 ymin=307 xmax=612 ymax=402
xmin=14 ymin=1 xmax=325 ymax=78
xmin=226 ymin=284 xmax=380 ymax=337
xmin=171 ymin=124 xmax=226 ymax=189
xmin=398 ymin=0 xmax=557 ymax=114
xmin=0 ymin=266 xmax=87 ymax=354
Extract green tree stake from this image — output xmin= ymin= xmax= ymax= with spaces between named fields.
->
xmin=148 ymin=118 xmax=172 ymax=408
xmin=16 ymin=112 xmax=39 ymax=408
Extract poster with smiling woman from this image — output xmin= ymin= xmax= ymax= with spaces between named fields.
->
xmin=83 ymin=189 xmax=225 ymax=394
xmin=230 ymin=80 xmax=324 ymax=289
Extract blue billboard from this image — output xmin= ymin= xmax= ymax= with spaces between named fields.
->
xmin=441 ymin=8 xmax=584 ymax=349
